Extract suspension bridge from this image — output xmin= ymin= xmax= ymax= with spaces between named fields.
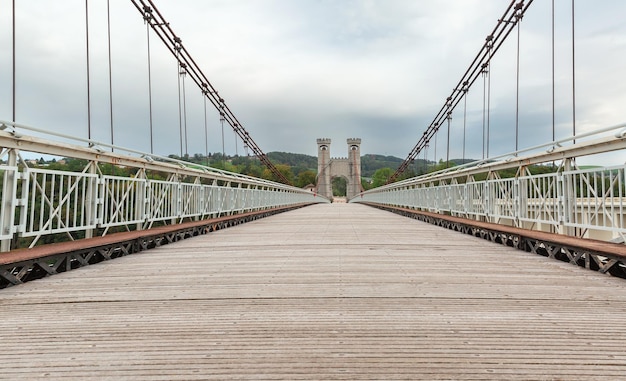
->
xmin=1 ymin=0 xmax=626 ymax=379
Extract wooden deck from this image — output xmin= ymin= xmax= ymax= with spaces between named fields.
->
xmin=1 ymin=203 xmax=626 ymax=380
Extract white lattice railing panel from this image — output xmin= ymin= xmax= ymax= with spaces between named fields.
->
xmin=567 ymin=166 xmax=626 ymax=233
xmin=146 ymin=180 xmax=179 ymax=222
xmin=466 ymin=182 xmax=486 ymax=217
xmin=488 ymin=178 xmax=517 ymax=221
xmin=179 ymin=183 xmax=204 ymax=219
xmin=20 ymin=168 xmax=98 ymax=238
xmin=100 ymin=175 xmax=146 ymax=228
xmin=449 ymin=184 xmax=466 ymax=215
xmin=519 ymin=172 xmax=560 ymax=229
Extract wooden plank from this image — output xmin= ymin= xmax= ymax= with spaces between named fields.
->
xmin=1 ymin=203 xmax=626 ymax=380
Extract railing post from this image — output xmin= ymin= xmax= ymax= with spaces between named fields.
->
xmin=191 ymin=178 xmax=201 ymax=222
xmin=561 ymin=158 xmax=576 ymax=236
xmin=513 ymin=176 xmax=520 ymax=227
xmin=236 ymin=183 xmax=243 ymax=212
xmin=463 ymin=183 xmax=468 ymax=217
xmin=136 ymin=174 xmax=147 ymax=231
xmin=484 ymin=181 xmax=490 ymax=223
xmin=1 ymin=150 xmax=18 ymax=251
xmin=197 ymin=181 xmax=204 ymax=221
xmin=173 ymin=175 xmax=181 ymax=224
xmin=252 ymin=185 xmax=259 ymax=211
xmin=517 ymin=175 xmax=528 ymax=228
xmin=84 ymin=161 xmax=98 ymax=239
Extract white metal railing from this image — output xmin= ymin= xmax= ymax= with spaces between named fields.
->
xmin=353 ymin=125 xmax=626 ymax=243
xmin=100 ymin=175 xmax=146 ymax=228
xmin=519 ymin=172 xmax=560 ymax=230
xmin=355 ymin=166 xmax=626 ymax=241
xmin=568 ymin=166 xmax=626 ymax=234
xmin=146 ymin=179 xmax=180 ymax=224
xmin=20 ymin=168 xmax=98 ymax=238
xmin=0 ymin=122 xmax=328 ymax=250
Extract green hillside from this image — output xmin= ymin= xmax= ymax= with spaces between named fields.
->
xmin=266 ymin=152 xmax=436 ymax=178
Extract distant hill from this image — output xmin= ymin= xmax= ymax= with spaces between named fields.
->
xmin=361 ymin=154 xmax=404 ymax=177
xmin=267 ymin=152 xmax=317 ymax=172
xmin=267 ymin=151 xmax=437 ymax=177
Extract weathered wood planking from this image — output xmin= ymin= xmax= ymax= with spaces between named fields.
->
xmin=1 ymin=203 xmax=626 ymax=380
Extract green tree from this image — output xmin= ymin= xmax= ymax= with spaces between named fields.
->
xmin=332 ymin=177 xmax=347 ymax=196
xmin=371 ymin=167 xmax=394 ymax=187
xmin=262 ymin=164 xmax=294 ymax=184
xmin=241 ymin=162 xmax=264 ymax=178
xmin=296 ymin=170 xmax=317 ymax=188
xmin=428 ymin=159 xmax=456 ymax=173
xmin=361 ymin=178 xmax=373 ymax=191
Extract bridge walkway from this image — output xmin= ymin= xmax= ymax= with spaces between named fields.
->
xmin=1 ymin=203 xmax=626 ymax=380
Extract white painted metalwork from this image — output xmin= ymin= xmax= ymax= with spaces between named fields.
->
xmin=0 ymin=166 xmax=18 ymax=240
xmin=567 ymin=165 xmax=626 ymax=235
xmin=0 ymin=122 xmax=327 ymax=251
xmin=20 ymin=168 xmax=99 ymax=240
xmin=354 ymin=125 xmax=626 ymax=243
xmin=100 ymin=175 xmax=146 ymax=228
xmin=147 ymin=179 xmax=180 ymax=224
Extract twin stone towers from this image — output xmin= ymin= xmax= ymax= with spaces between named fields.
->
xmin=316 ymin=138 xmax=362 ymax=201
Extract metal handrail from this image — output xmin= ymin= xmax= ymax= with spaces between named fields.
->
xmin=364 ymin=122 xmax=626 ymax=193
xmin=0 ymin=125 xmax=328 ymax=251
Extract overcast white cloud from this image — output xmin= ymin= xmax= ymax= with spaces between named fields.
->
xmin=1 ymin=0 xmax=625 ymax=164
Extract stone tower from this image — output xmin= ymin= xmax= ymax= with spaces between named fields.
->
xmin=346 ymin=138 xmax=362 ymax=200
xmin=316 ymin=138 xmax=332 ymax=200
xmin=316 ymin=138 xmax=362 ymax=201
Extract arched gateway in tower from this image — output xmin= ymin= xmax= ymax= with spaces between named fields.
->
xmin=316 ymin=138 xmax=362 ymax=201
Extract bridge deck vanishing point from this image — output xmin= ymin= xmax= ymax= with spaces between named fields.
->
xmin=1 ymin=203 xmax=626 ymax=380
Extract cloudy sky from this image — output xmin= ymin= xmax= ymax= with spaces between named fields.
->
xmin=1 ymin=0 xmax=625 ymax=164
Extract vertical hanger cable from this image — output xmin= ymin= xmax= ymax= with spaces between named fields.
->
xmin=571 ymin=0 xmax=576 ymax=143
xmin=12 ymin=0 xmax=16 ymax=123
xmin=107 ymin=0 xmax=114 ymax=151
xmin=144 ymin=7 xmax=154 ymax=153
xmin=85 ymin=0 xmax=92 ymax=140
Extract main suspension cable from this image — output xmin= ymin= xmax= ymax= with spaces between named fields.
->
xmin=129 ymin=0 xmax=292 ymax=184
xmin=389 ymin=0 xmax=533 ymax=183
